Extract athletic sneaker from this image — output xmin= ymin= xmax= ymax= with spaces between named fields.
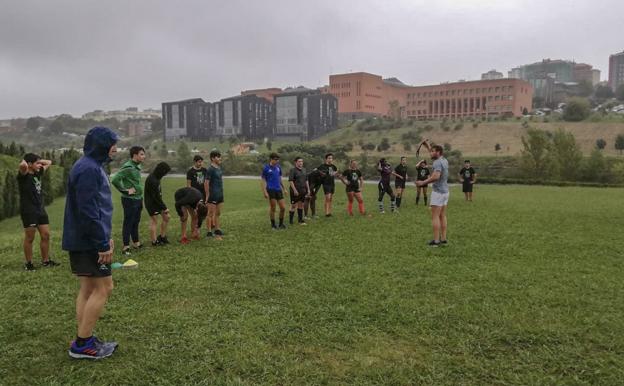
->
xmin=206 ymin=231 xmax=213 ymax=238
xmin=121 ymin=247 xmax=132 ymax=256
xmin=42 ymin=260 xmax=60 ymax=267
xmin=325 ymin=214 xmax=332 ymax=218
xmin=68 ymin=337 xmax=115 ymax=360
xmin=440 ymin=240 xmax=448 ymax=246
xmin=132 ymin=243 xmax=143 ymax=250
xmin=428 ymin=240 xmax=441 ymax=248
xmin=278 ymin=224 xmax=287 ymax=230
xmin=271 ymin=225 xmax=278 ymax=231
xmin=24 ymin=262 xmax=36 ymax=271
xmin=180 ymin=236 xmax=190 ymax=245
xmin=151 ymin=239 xmax=162 ymax=247
xmin=299 ymin=221 xmax=307 ymax=226
xmin=157 ymin=235 xmax=170 ymax=245
xmin=214 ymin=229 xmax=224 ymax=236
xmin=379 ymin=210 xmax=386 ymax=214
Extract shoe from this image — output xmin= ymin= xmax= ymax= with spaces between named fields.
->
xmin=94 ymin=336 xmax=118 ymax=351
xmin=278 ymin=224 xmax=287 ymax=230
xmin=299 ymin=221 xmax=307 ymax=226
xmin=157 ymin=235 xmax=170 ymax=245
xmin=312 ymin=215 xmax=319 ymax=219
xmin=68 ymin=337 xmax=115 ymax=360
xmin=132 ymin=243 xmax=143 ymax=250
xmin=379 ymin=210 xmax=385 ymax=214
xmin=440 ymin=240 xmax=448 ymax=246
xmin=271 ymin=225 xmax=278 ymax=231
xmin=42 ymin=260 xmax=60 ymax=267
xmin=151 ymin=239 xmax=162 ymax=247
xmin=325 ymin=214 xmax=332 ymax=218
xmin=214 ymin=229 xmax=224 ymax=236
xmin=206 ymin=231 xmax=213 ymax=238
xmin=180 ymin=237 xmax=190 ymax=245
xmin=121 ymin=248 xmax=132 ymax=256
xmin=428 ymin=240 xmax=441 ymax=248
xmin=24 ymin=262 xmax=36 ymax=271
xmin=191 ymin=234 xmax=200 ymax=241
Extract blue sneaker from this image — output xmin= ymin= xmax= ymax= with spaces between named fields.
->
xmin=68 ymin=336 xmax=115 ymax=360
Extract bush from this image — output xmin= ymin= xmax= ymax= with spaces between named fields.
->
xmin=454 ymin=123 xmax=463 ymax=131
xmin=562 ymin=97 xmax=591 ymax=122
xmin=596 ymin=138 xmax=606 ymax=150
xmin=472 ymin=122 xmax=479 ymax=128
xmin=403 ymin=142 xmax=412 ymax=151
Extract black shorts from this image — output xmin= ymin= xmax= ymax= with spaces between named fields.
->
xmin=322 ymin=183 xmax=335 ymax=195
xmin=146 ymin=206 xmax=165 ymax=216
xmin=395 ymin=180 xmax=406 ymax=189
xmin=69 ymin=250 xmax=111 ymax=277
xmin=289 ymin=188 xmax=306 ymax=204
xmin=268 ymin=190 xmax=284 ymax=201
xmin=346 ymin=185 xmax=361 ymax=193
xmin=309 ymin=184 xmax=322 ymax=196
xmin=463 ymin=182 xmax=473 ymax=193
xmin=207 ymin=194 xmax=224 ymax=205
xmin=21 ymin=210 xmax=49 ymax=228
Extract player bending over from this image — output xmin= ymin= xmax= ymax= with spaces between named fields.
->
xmin=174 ymin=187 xmax=207 ymax=244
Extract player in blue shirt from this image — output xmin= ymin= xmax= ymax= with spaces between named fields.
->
xmin=261 ymin=153 xmax=287 ymax=229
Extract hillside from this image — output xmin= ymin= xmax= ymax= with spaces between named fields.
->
xmin=313 ymin=120 xmax=624 ymax=157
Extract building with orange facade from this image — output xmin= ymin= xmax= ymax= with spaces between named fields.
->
xmin=405 ymin=78 xmax=533 ymax=120
xmin=328 ymin=72 xmax=408 ymax=120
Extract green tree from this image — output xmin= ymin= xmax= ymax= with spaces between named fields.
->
xmin=49 ymin=119 xmax=64 ymax=134
xmin=562 ymin=97 xmax=590 ymax=122
xmin=596 ymin=138 xmax=606 ymax=150
xmin=177 ymin=141 xmax=191 ymax=170
xmin=495 ymin=143 xmax=501 ymax=154
xmin=520 ymin=129 xmax=554 ymax=178
xmin=615 ymin=134 xmax=624 ymax=155
xmin=158 ymin=142 xmax=168 ymax=158
xmin=41 ymin=170 xmax=54 ymax=205
xmin=616 ymin=84 xmax=624 ymax=101
xmin=551 ymin=130 xmax=582 ymax=180
xmin=26 ymin=117 xmax=42 ymax=131
xmin=581 ymin=149 xmax=612 ymax=183
xmin=377 ymin=138 xmax=391 ymax=152
xmin=388 ymin=100 xmax=401 ymax=120
xmin=595 ymin=85 xmax=614 ymax=99
xmin=578 ymin=79 xmax=593 ymax=97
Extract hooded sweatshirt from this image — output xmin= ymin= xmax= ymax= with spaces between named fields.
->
xmin=62 ymin=126 xmax=119 ymax=252
xmin=111 ymin=159 xmax=143 ymax=199
xmin=144 ymin=162 xmax=171 ymax=212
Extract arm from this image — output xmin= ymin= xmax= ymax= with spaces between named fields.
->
xmin=472 ymin=172 xmax=477 ymax=184
xmin=204 ymin=178 xmax=210 ymax=199
xmin=391 ymin=171 xmax=404 ymax=179
xmin=458 ymin=170 xmax=464 ymax=183
xmin=18 ymin=160 xmax=28 ymax=175
xmin=417 ymin=169 xmax=440 ymax=186
xmin=306 ymin=180 xmax=311 ymax=196
xmin=260 ymin=174 xmax=269 ymax=199
xmin=419 ymin=139 xmax=432 ymax=152
xmin=75 ymin=171 xmax=112 ymax=253
xmin=186 ymin=180 xmax=192 ymax=187
xmin=111 ymin=168 xmax=135 ymax=195
xmin=38 ymin=159 xmax=52 ymax=171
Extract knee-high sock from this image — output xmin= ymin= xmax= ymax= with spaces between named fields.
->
xmin=347 ymin=201 xmax=353 ymax=214
xmin=358 ymin=201 xmax=365 ymax=214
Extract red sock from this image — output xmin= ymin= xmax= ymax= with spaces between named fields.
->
xmin=347 ymin=201 xmax=353 ymax=215
xmin=358 ymin=202 xmax=365 ymax=214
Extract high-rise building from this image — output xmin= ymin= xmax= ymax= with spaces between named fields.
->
xmin=213 ymin=94 xmax=273 ymax=139
xmin=609 ymin=51 xmax=624 ymax=91
xmin=273 ymin=87 xmax=338 ymax=142
xmin=573 ymin=63 xmax=601 ymax=86
xmin=481 ymin=70 xmax=503 ymax=80
xmin=405 ymin=78 xmax=533 ymax=120
xmin=163 ymin=98 xmax=210 ymax=141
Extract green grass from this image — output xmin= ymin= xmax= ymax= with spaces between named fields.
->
xmin=1 ymin=178 xmax=624 ymax=385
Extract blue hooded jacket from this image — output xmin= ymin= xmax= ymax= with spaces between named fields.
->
xmin=62 ymin=127 xmax=119 ymax=252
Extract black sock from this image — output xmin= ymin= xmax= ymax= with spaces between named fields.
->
xmin=289 ymin=210 xmax=294 ymax=224
xmin=76 ymin=335 xmax=92 ymax=347
xmin=271 ymin=219 xmax=276 ymax=227
xmin=279 ymin=218 xmax=284 ymax=226
xmin=396 ymin=197 xmax=402 ymax=208
xmin=424 ymin=195 xmax=428 ymax=205
xmin=416 ymin=195 xmax=420 ymax=204
xmin=297 ymin=208 xmax=303 ymax=222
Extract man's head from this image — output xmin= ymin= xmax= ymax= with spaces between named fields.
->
xmin=431 ymin=145 xmax=443 ymax=160
xmin=464 ymin=160 xmax=471 ymax=167
xmin=210 ymin=150 xmax=222 ymax=165
xmin=294 ymin=157 xmax=303 ymax=169
xmin=325 ymin=153 xmax=333 ymax=164
xmin=193 ymin=155 xmax=204 ymax=168
xmin=23 ymin=153 xmax=42 ymax=172
xmin=379 ymin=158 xmax=387 ymax=166
xmin=130 ymin=146 xmax=145 ymax=163
xmin=350 ymin=159 xmax=358 ymax=169
xmin=400 ymin=156 xmax=407 ymax=165
xmin=269 ymin=152 xmax=280 ymax=166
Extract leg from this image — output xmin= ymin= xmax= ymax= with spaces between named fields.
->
xmin=278 ymin=199 xmax=286 ymax=225
xmin=149 ymin=215 xmax=158 ymax=242
xmin=395 ymin=187 xmax=403 ymax=208
xmin=347 ymin=192 xmax=354 ymax=215
xmin=355 ymin=192 xmax=365 ymax=214
xmin=310 ymin=194 xmax=316 ymax=216
xmin=37 ymin=225 xmax=50 ymax=262
xmin=388 ymin=185 xmax=396 ymax=211
xmin=180 ymin=208 xmax=189 ymax=239
xmin=324 ymin=193 xmax=333 ymax=215
xmin=440 ymin=205 xmax=448 ymax=241
xmin=416 ymin=187 xmax=421 ymax=204
xmin=296 ymin=201 xmax=304 ymax=223
xmin=304 ymin=196 xmax=310 ymax=217
xmin=76 ymin=277 xmax=95 ymax=330
xmin=23 ymin=227 xmax=36 ymax=263
xmin=131 ymin=200 xmax=142 ymax=246
xmin=269 ymin=199 xmax=277 ymax=225
xmin=77 ymin=276 xmax=114 ymax=339
xmin=214 ymin=203 xmax=222 ymax=231
xmin=289 ymin=199 xmax=296 ymax=225
xmin=430 ymin=206 xmax=441 ymax=242
xmin=160 ymin=211 xmax=170 ymax=237
xmin=423 ymin=187 xmax=428 ymax=205
xmin=377 ymin=183 xmax=385 ymax=212
xmin=121 ymin=198 xmax=132 ymax=248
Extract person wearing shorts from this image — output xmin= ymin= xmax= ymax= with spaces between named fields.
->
xmin=18 ymin=153 xmax=57 ymax=271
xmin=206 ymin=150 xmax=224 ymax=239
xmin=316 ymin=153 xmax=338 ymax=217
xmin=186 ymin=155 xmax=209 ymax=229
xmin=304 ymin=168 xmax=323 ymax=219
xmin=174 ymin=187 xmax=207 ymax=244
xmin=394 ymin=156 xmax=408 ymax=208
xmin=459 ymin=160 xmax=477 ymax=202
xmin=415 ymin=160 xmax=431 ymax=206
xmin=416 ymin=140 xmax=449 ymax=247
xmin=288 ymin=157 xmax=309 ymax=225
xmin=261 ymin=153 xmax=287 ymax=230
xmin=144 ymin=161 xmax=171 ymax=246
xmin=63 ymin=126 xmax=120 ymax=360
xmin=377 ymin=158 xmax=400 ymax=213
xmin=341 ymin=160 xmax=366 ymax=216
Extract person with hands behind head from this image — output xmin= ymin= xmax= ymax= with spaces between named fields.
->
xmin=341 ymin=159 xmax=366 ymax=216
xmin=63 ymin=126 xmax=120 ymax=360
xmin=415 ymin=159 xmax=431 ymax=206
xmin=18 ymin=153 xmax=56 ymax=271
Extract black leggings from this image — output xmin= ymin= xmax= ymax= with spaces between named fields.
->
xmin=122 ymin=197 xmax=142 ymax=246
xmin=378 ymin=182 xmax=395 ymax=201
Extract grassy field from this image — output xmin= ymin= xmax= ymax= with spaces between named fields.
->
xmin=1 ymin=178 xmax=624 ymax=385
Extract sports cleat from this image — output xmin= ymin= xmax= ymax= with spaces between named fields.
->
xmin=42 ymin=260 xmax=60 ymax=267
xmin=132 ymin=243 xmax=143 ymax=250
xmin=24 ymin=262 xmax=36 ymax=271
xmin=325 ymin=214 xmax=332 ymax=218
xmin=68 ymin=337 xmax=115 ymax=360
xmin=151 ymin=239 xmax=162 ymax=247
xmin=157 ymin=235 xmax=170 ymax=245
xmin=121 ymin=248 xmax=132 ymax=256
xmin=440 ymin=240 xmax=448 ymax=246
xmin=214 ymin=229 xmax=224 ymax=236
xmin=180 ymin=236 xmax=190 ymax=245
xmin=299 ymin=221 xmax=307 ymax=226
xmin=206 ymin=231 xmax=213 ymax=238
xmin=428 ymin=240 xmax=441 ymax=248
xmin=271 ymin=225 xmax=278 ymax=231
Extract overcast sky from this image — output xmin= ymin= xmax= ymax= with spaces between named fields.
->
xmin=1 ymin=0 xmax=622 ymax=119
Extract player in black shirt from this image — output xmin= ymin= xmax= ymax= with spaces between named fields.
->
xmin=288 ymin=157 xmax=310 ymax=225
xmin=144 ymin=162 xmax=171 ymax=246
xmin=341 ymin=160 xmax=366 ymax=216
xmin=459 ymin=160 xmax=477 ymax=202
xmin=186 ymin=155 xmax=209 ymax=229
xmin=304 ymin=168 xmax=323 ymax=218
xmin=316 ymin=153 xmax=339 ymax=217
xmin=174 ymin=187 xmax=208 ymax=244
xmin=415 ymin=160 xmax=431 ymax=206
xmin=17 ymin=153 xmax=57 ymax=271
xmin=394 ymin=156 xmax=409 ymax=209
xmin=377 ymin=158 xmax=401 ymax=213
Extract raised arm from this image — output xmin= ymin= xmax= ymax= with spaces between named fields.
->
xmin=18 ymin=160 xmax=28 ymax=175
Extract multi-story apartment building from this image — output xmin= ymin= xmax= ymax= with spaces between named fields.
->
xmin=213 ymin=94 xmax=273 ymax=139
xmin=573 ymin=63 xmax=601 ymax=86
xmin=481 ymin=70 xmax=503 ymax=80
xmin=273 ymin=87 xmax=338 ymax=141
xmin=609 ymin=51 xmax=624 ymax=92
xmin=162 ymin=98 xmax=209 ymax=141
xmin=404 ymin=78 xmax=533 ymax=120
